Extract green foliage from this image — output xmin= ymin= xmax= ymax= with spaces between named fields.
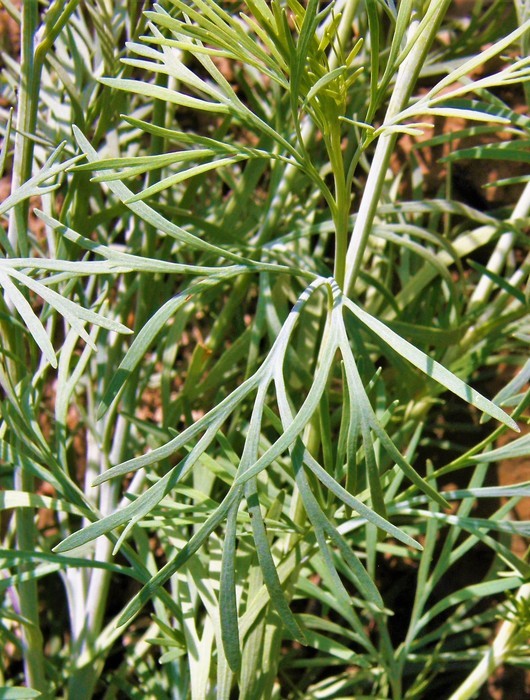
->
xmin=0 ymin=1 xmax=529 ymax=698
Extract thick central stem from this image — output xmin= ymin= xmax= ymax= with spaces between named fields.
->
xmin=344 ymin=1 xmax=453 ymax=297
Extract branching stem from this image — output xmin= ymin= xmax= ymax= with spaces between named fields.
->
xmin=449 ymin=582 xmax=530 ymax=700
xmin=344 ymin=0 xmax=452 ymax=297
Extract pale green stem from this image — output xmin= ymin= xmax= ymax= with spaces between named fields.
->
xmin=514 ymin=0 xmax=530 ymax=106
xmin=255 ymin=0 xmax=358 ymax=248
xmin=438 ymin=179 xmax=530 ymax=373
xmin=15 ymin=468 xmax=48 ymax=697
xmin=66 ymin=376 xmax=136 ymax=699
xmin=263 ymin=0 xmax=361 ymax=557
xmin=330 ymin=127 xmax=350 ymax=289
xmin=7 ymin=0 xmax=81 ymax=254
xmin=344 ymin=0 xmax=452 ymax=297
xmin=468 ymin=180 xmax=530 ymax=310
xmin=7 ymin=0 xmax=37 ymax=256
xmin=66 ymin=435 xmax=122 ymax=699
xmin=448 ymin=581 xmax=530 ymax=700
xmin=8 ymin=4 xmax=48 ymax=695
xmin=7 ymin=3 xmax=85 ymax=689
xmin=62 ymin=21 xmax=165 ymax=697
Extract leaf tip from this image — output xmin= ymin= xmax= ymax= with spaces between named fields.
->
xmin=71 ymin=124 xmax=83 ymax=141
xmin=501 ymin=413 xmax=520 ymax=433
xmin=96 ymin=403 xmax=108 ymax=421
xmin=123 ymin=193 xmax=142 ymax=205
xmin=116 ymin=601 xmax=140 ymax=628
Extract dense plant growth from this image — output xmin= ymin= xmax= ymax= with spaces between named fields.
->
xmin=1 ymin=1 xmax=529 ymax=698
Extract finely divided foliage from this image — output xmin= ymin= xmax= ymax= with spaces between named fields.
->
xmin=0 ymin=1 xmax=529 ymax=698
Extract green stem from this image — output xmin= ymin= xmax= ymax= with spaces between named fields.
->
xmin=67 ymin=78 xmax=171 ymax=696
xmin=15 ymin=465 xmax=48 ymax=696
xmin=7 ymin=4 xmax=101 ymax=695
xmin=255 ymin=0 xmax=357 ymax=250
xmin=344 ymin=0 xmax=452 ymax=297
xmin=7 ymin=0 xmax=38 ymax=257
xmin=448 ymin=581 xmax=530 ymax=700
xmin=467 ymin=179 xmax=530 ymax=311
xmin=7 ymin=0 xmax=81 ymax=255
xmin=329 ymin=126 xmax=349 ymax=290
xmin=8 ymin=4 xmax=48 ymax=695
